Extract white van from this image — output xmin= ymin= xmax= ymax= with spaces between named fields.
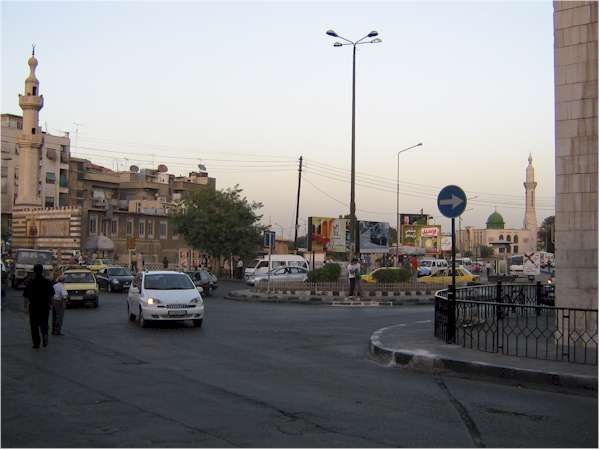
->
xmin=244 ymin=255 xmax=309 ymax=280
xmin=418 ymin=258 xmax=449 ymax=276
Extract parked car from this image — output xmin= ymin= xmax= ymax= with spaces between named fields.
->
xmin=185 ymin=270 xmax=217 ymax=296
xmin=87 ymin=259 xmax=113 ymax=273
xmin=419 ymin=266 xmax=480 ymax=285
xmin=247 ymin=266 xmax=309 ymax=286
xmin=96 ymin=266 xmax=134 ymax=292
xmin=63 ymin=269 xmax=99 ymax=307
xmin=127 ymin=271 xmax=204 ymax=328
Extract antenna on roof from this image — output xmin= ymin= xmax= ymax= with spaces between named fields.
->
xmin=32 ymin=43 xmax=36 ymax=56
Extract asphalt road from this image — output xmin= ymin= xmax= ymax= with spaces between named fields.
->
xmin=1 ymin=282 xmax=597 ymax=447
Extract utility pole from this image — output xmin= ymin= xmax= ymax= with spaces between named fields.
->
xmin=294 ymin=156 xmax=303 ymax=251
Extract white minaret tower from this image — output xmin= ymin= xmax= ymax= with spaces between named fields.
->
xmin=523 ymin=153 xmax=538 ymax=231
xmin=14 ymin=46 xmax=44 ymax=209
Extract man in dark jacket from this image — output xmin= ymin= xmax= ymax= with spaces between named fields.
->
xmin=23 ymin=264 xmax=55 ymax=349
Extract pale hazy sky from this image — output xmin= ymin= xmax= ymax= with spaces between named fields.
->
xmin=2 ymin=1 xmax=556 ymax=239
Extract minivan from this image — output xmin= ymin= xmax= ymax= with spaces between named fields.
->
xmin=417 ymin=258 xmax=449 ymax=277
xmin=244 ymin=254 xmax=309 ymax=281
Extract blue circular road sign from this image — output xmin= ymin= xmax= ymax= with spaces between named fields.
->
xmin=437 ymin=185 xmax=467 ymax=218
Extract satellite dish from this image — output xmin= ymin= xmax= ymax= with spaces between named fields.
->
xmin=158 ymin=164 xmax=168 ymax=173
xmin=129 ymin=165 xmax=139 ymax=173
xmin=198 ymin=164 xmax=207 ymax=172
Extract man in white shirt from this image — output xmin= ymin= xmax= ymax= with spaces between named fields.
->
xmin=347 ymin=257 xmax=361 ymax=299
xmin=52 ymin=275 xmax=68 ymax=336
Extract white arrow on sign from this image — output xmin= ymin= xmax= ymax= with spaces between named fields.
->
xmin=439 ymin=194 xmax=464 ymax=209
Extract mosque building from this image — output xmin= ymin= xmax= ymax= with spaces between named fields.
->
xmin=458 ymin=155 xmax=539 ymax=257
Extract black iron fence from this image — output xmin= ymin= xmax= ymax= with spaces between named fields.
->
xmin=435 ymin=282 xmax=597 ymax=365
xmin=255 ymin=279 xmax=450 ymax=293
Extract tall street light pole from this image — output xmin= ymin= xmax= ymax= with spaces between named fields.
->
xmin=396 ymin=142 xmax=423 ymax=265
xmin=326 ymin=29 xmax=382 ymax=259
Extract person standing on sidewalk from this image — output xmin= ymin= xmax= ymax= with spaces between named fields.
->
xmin=236 ymin=259 xmax=244 ymax=279
xmin=52 ymin=274 xmax=68 ymax=336
xmin=347 ymin=258 xmax=361 ymax=299
xmin=23 ymin=264 xmax=55 ymax=349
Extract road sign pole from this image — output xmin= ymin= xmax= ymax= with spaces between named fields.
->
xmin=449 ymin=217 xmax=456 ymax=343
xmin=267 ymin=233 xmax=272 ymax=294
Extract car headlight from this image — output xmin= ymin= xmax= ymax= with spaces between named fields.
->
xmin=190 ymin=296 xmax=202 ymax=304
xmin=86 ymin=289 xmax=97 ymax=295
xmin=146 ymin=298 xmax=161 ymax=305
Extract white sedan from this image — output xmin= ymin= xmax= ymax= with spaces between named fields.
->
xmin=247 ymin=266 xmax=309 ymax=286
xmin=127 ymin=271 xmax=204 ymax=328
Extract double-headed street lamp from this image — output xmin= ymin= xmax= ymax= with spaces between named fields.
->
xmin=395 ymin=143 xmax=423 ymax=265
xmin=326 ymin=29 xmax=382 ymax=258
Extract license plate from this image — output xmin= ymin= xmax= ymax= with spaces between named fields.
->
xmin=70 ymin=296 xmax=83 ymax=300
xmin=168 ymin=310 xmax=187 ymax=317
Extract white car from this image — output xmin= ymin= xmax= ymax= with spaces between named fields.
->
xmin=127 ymin=271 xmax=204 ymax=328
xmin=247 ymin=266 xmax=309 ymax=286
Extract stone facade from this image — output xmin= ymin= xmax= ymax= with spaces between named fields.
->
xmin=554 ymin=1 xmax=598 ymax=309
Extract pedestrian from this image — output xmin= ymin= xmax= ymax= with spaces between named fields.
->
xmin=347 ymin=257 xmax=361 ymax=299
xmin=236 ymin=258 xmax=244 ymax=279
xmin=163 ymin=256 xmax=169 ymax=269
xmin=410 ymin=256 xmax=418 ymax=280
xmin=52 ymin=274 xmax=68 ymax=336
xmin=23 ymin=264 xmax=55 ymax=349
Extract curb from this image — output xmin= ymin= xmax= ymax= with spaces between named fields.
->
xmin=369 ymin=325 xmax=598 ymax=392
xmin=225 ymin=290 xmax=435 ymax=306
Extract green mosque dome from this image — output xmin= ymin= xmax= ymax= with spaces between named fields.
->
xmin=486 ymin=211 xmax=505 ymax=230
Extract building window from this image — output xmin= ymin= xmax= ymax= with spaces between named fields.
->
xmin=32 ymin=86 xmax=37 ymax=95
xmin=59 ymin=193 xmax=67 ymax=206
xmin=89 ymin=215 xmax=98 ymax=235
xmin=506 ymin=235 xmax=511 ymax=242
xmin=147 ymin=221 xmax=154 ymax=239
xmin=44 ymin=196 xmax=54 ymax=208
xmin=59 ymin=170 xmax=68 ymax=187
xmin=139 ymin=220 xmax=145 ymax=238
xmin=46 ymin=172 xmax=56 ymax=184
xmin=513 ymin=245 xmax=519 ymax=254
xmin=514 ymin=235 xmax=519 ymax=244
xmin=60 ymin=146 xmax=68 ymax=163
xmin=32 ymin=128 xmax=36 ymax=135
xmin=159 ymin=221 xmax=167 ymax=239
xmin=111 ymin=218 xmax=118 ymax=235
xmin=127 ymin=219 xmax=133 ymax=237
xmin=499 ymin=247 xmax=505 ymax=254
xmin=499 ymin=234 xmax=504 ymax=240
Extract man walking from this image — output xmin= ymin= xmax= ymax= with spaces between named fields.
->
xmin=236 ymin=259 xmax=244 ymax=280
xmin=347 ymin=257 xmax=361 ymax=299
xmin=23 ymin=264 xmax=55 ymax=349
xmin=52 ymin=274 xmax=68 ymax=336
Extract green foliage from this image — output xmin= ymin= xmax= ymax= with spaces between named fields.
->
xmin=372 ymin=268 xmax=411 ymax=283
xmin=307 ymin=263 xmax=341 ymax=282
xmin=170 ymin=185 xmax=265 ymax=260
xmin=463 ymin=250 xmax=473 ymax=257
xmin=477 ymin=245 xmax=494 ymax=258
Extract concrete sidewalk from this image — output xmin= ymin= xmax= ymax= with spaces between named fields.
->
xmin=369 ymin=322 xmax=598 ymax=392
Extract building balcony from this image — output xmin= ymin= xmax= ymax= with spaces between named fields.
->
xmin=18 ymin=95 xmax=44 ymax=110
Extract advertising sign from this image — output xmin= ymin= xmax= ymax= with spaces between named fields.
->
xmin=308 ymin=217 xmax=350 ymax=253
xmin=401 ymin=224 xmax=442 ymax=254
xmin=441 ymin=236 xmax=452 ymax=252
xmin=523 ymin=251 xmax=541 ymax=276
xmin=358 ymin=221 xmax=390 ymax=253
xmin=399 ymin=213 xmax=429 ymax=226
xmin=421 ymin=227 xmax=439 ymax=237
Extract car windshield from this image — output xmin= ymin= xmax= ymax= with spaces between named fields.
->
xmin=108 ymin=267 xmax=130 ymax=276
xmin=420 ymin=261 xmax=433 ymax=267
xmin=64 ymin=272 xmax=95 ymax=283
xmin=16 ymin=251 xmax=53 ymax=265
xmin=97 ymin=259 xmax=112 ymax=265
xmin=144 ymin=274 xmax=195 ymax=290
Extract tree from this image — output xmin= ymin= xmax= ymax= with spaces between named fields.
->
xmin=538 ymin=215 xmax=555 ymax=253
xmin=170 ymin=185 xmax=265 ymax=263
xmin=477 ymin=245 xmax=494 ymax=259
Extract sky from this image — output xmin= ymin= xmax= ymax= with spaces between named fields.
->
xmin=1 ymin=1 xmax=556 ymax=240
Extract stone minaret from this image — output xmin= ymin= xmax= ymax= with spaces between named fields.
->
xmin=523 ymin=153 xmax=538 ymax=231
xmin=14 ymin=47 xmax=44 ymax=209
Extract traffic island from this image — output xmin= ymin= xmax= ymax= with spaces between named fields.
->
xmin=225 ymin=289 xmax=435 ymax=306
xmin=369 ymin=323 xmax=598 ymax=393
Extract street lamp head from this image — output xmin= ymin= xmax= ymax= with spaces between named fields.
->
xmin=367 ymin=30 xmax=379 ymax=37
xmin=371 ymin=38 xmax=382 ymax=44
xmin=417 ymin=142 xmax=423 ymax=146
xmin=333 ymin=42 xmax=343 ymax=47
xmin=326 ymin=30 xmax=338 ymax=37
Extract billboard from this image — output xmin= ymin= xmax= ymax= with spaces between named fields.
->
xmin=401 ymin=224 xmax=442 ymax=254
xmin=358 ymin=221 xmax=390 ymax=253
xmin=399 ymin=213 xmax=429 ymax=226
xmin=523 ymin=251 xmax=541 ymax=276
xmin=308 ymin=217 xmax=350 ymax=252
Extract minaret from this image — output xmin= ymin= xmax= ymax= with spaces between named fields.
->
xmin=14 ymin=46 xmax=44 ymax=209
xmin=523 ymin=153 xmax=538 ymax=231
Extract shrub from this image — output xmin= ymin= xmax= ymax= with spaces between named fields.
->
xmin=372 ymin=268 xmax=411 ymax=283
xmin=307 ymin=263 xmax=341 ymax=282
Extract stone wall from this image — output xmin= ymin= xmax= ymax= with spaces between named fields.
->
xmin=554 ymin=1 xmax=598 ymax=309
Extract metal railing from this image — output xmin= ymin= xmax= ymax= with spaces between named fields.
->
xmin=435 ymin=283 xmax=597 ymax=365
xmin=254 ymin=279 xmax=451 ymax=293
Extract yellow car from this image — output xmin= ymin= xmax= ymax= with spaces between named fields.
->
xmin=419 ymin=266 xmax=480 ymax=285
xmin=361 ymin=267 xmax=405 ymax=283
xmin=87 ymin=259 xmax=113 ymax=273
xmin=63 ymin=269 xmax=99 ymax=308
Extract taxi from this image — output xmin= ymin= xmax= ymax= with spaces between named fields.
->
xmin=360 ymin=267 xmax=404 ymax=283
xmin=87 ymin=259 xmax=112 ymax=273
xmin=63 ymin=269 xmax=99 ymax=307
xmin=419 ymin=266 xmax=480 ymax=285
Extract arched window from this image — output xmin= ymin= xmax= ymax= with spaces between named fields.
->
xmin=513 ymin=245 xmax=519 ymax=254
xmin=499 ymin=234 xmax=504 ymax=240
xmin=506 ymin=235 xmax=511 ymax=242
xmin=514 ymin=235 xmax=519 ymax=244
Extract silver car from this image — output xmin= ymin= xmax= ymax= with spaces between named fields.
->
xmin=248 ymin=266 xmax=309 ymax=286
